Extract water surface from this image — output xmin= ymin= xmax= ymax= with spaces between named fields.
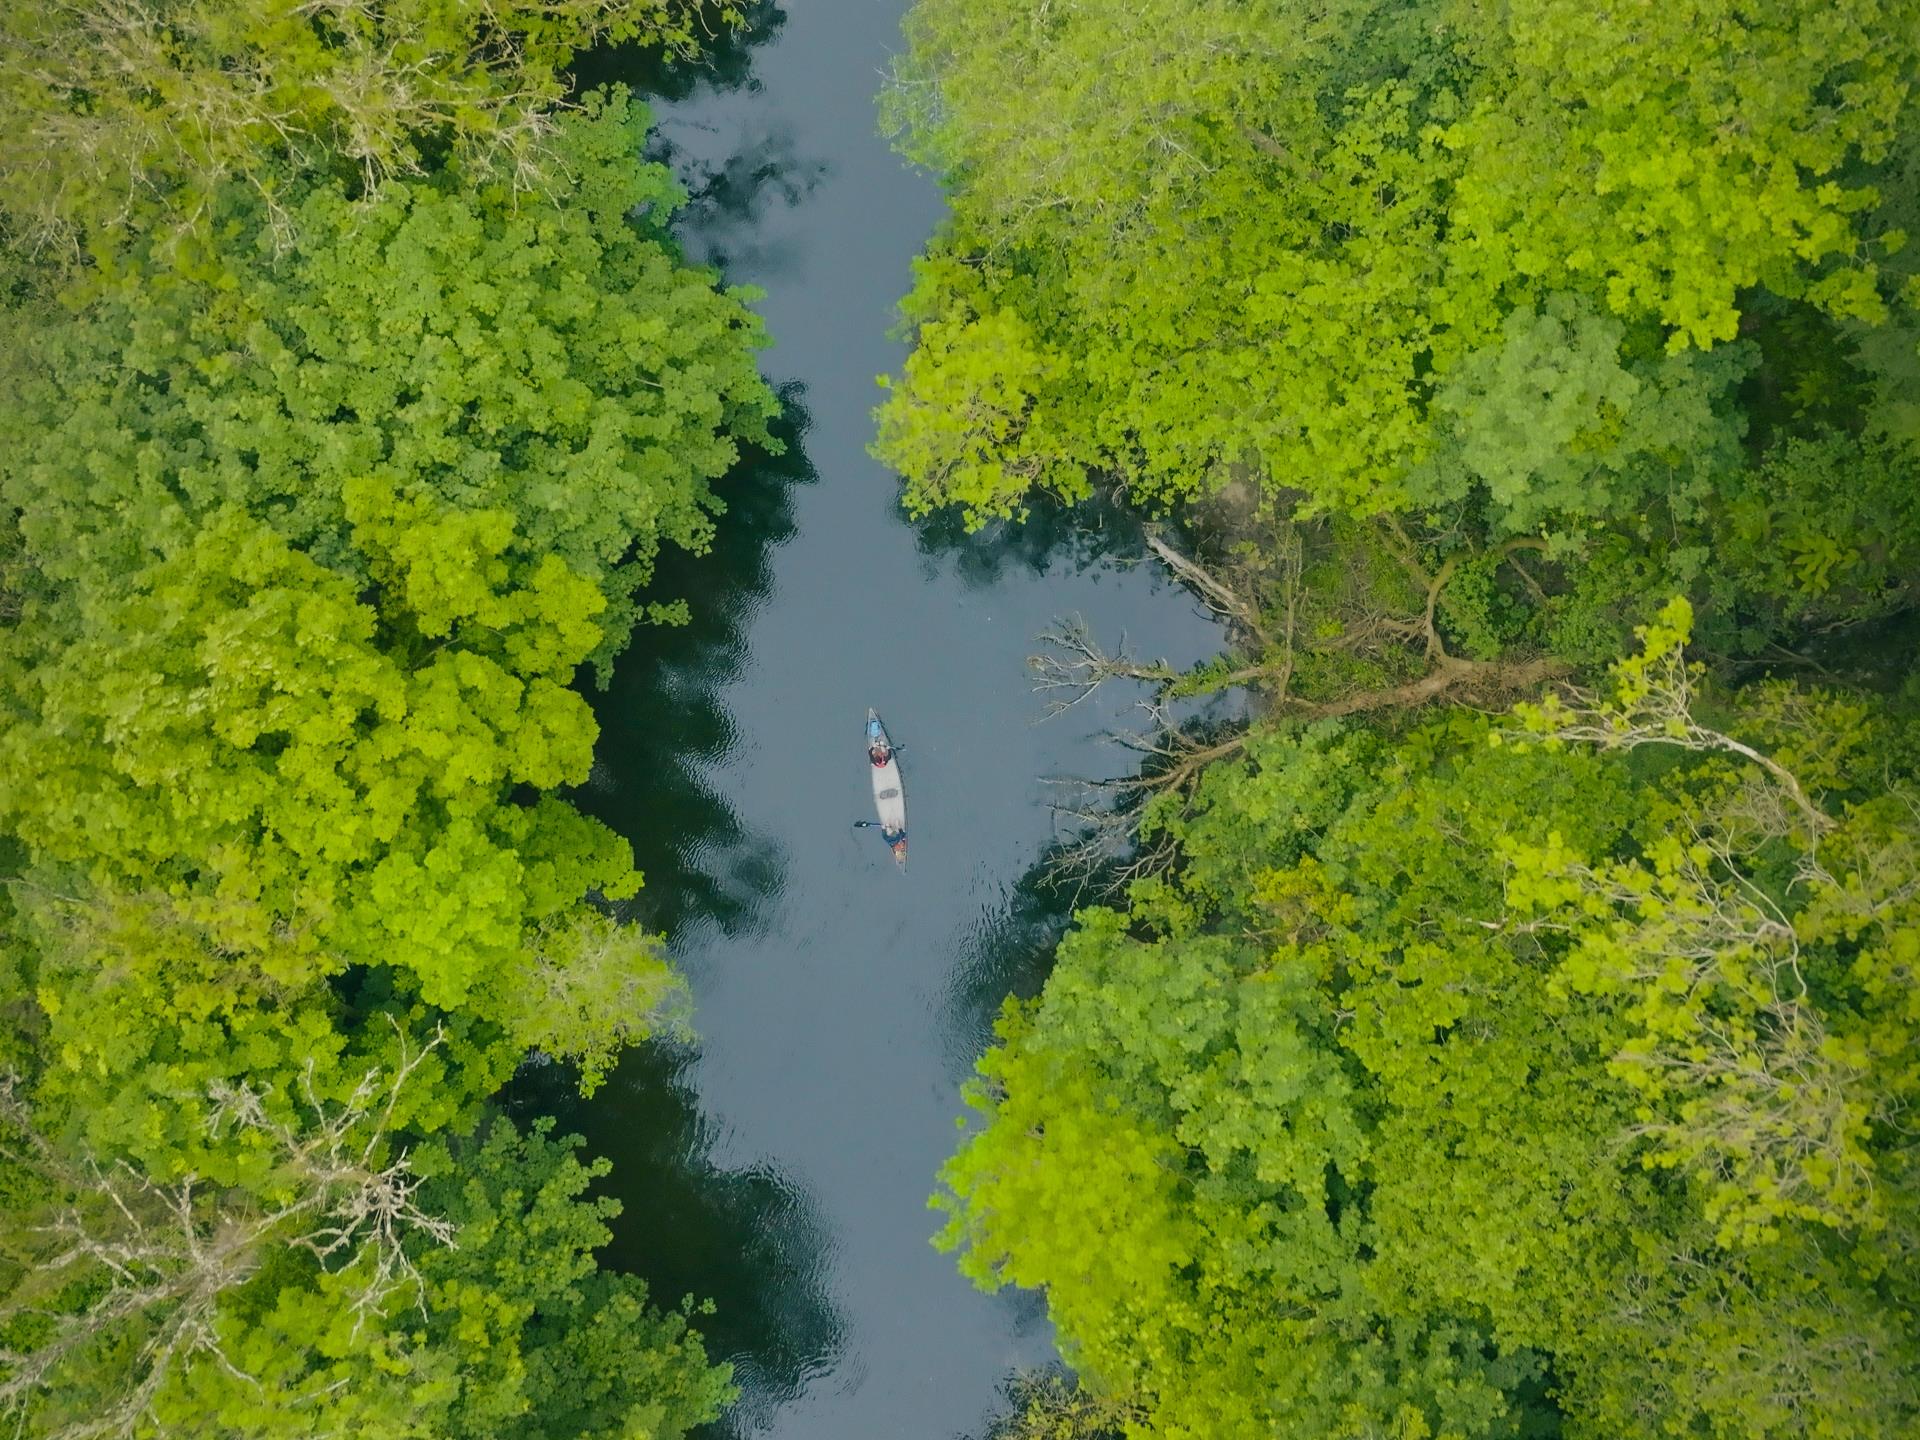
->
xmin=527 ymin=6 xmax=1226 ymax=1435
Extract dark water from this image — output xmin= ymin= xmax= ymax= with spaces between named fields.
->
xmin=520 ymin=5 xmax=1226 ymax=1436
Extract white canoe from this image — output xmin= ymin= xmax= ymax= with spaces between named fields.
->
xmin=865 ymin=708 xmax=907 ymax=869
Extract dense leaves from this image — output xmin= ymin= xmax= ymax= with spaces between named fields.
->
xmin=876 ymin=0 xmax=1920 ymax=654
xmin=0 ymin=93 xmax=769 ymax=1163
xmin=940 ymin=621 xmax=1920 ymax=1437
xmin=0 ymin=1084 xmax=732 ymax=1440
xmin=0 ymin=20 xmax=770 ymax=1435
xmin=0 ymin=0 xmax=748 ymax=255
xmin=3 ymin=90 xmax=777 ymax=672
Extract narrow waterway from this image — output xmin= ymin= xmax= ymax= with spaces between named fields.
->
xmin=518 ymin=5 xmax=1226 ymax=1436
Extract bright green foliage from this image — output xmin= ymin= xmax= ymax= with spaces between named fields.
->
xmin=1448 ymin=0 xmax=1910 ymax=347
xmin=0 ymin=509 xmax=651 ymax=1172
xmin=1 ymin=506 xmax=627 ymax=1006
xmin=1 ymin=1091 xmax=732 ymax=1440
xmin=873 ymin=307 xmax=1077 ymax=526
xmin=880 ymin=65 xmax=1462 ymax=521
xmin=877 ymin=0 xmax=1920 ymax=577
xmin=508 ymin=911 xmax=690 ymax=1098
xmin=1412 ymin=294 xmax=1754 ymax=534
xmin=1504 ymin=601 xmax=1917 ymax=1244
xmin=903 ymin=2 xmax=1920 ymax=1432
xmin=938 ymin=625 xmax=1919 ymax=1436
xmin=3 ymin=91 xmax=778 ymax=671
xmin=11 ymin=886 xmax=503 ymax=1184
xmin=0 ymin=89 xmax=775 ymax=1170
xmin=0 ymin=42 xmax=771 ymax=1432
xmin=0 ymin=0 xmax=747 ymax=255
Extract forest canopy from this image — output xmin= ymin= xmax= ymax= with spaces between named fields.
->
xmin=877 ymin=0 xmax=1920 ymax=593
xmin=0 ymin=8 xmax=775 ymax=1435
xmin=885 ymin=1 xmax=1920 ymax=1436
xmin=0 ymin=0 xmax=749 ymax=256
xmin=938 ymin=614 xmax=1920 ymax=1438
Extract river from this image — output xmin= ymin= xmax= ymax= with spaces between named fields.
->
xmin=514 ymin=4 xmax=1226 ymax=1436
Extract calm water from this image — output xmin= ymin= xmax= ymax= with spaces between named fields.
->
xmin=518 ymin=5 xmax=1225 ymax=1436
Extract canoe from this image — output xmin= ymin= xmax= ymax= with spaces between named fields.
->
xmin=865 ymin=708 xmax=907 ymax=869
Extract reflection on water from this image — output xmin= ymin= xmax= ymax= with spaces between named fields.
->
xmin=555 ymin=17 xmax=858 ymax=1437
xmin=573 ymin=395 xmax=812 ymax=942
xmin=670 ymin=132 xmax=829 ymax=274
xmin=571 ymin=2 xmax=789 ymax=104
xmin=509 ymin=1046 xmax=846 ymax=1438
xmin=911 ymin=490 xmax=1155 ymax=591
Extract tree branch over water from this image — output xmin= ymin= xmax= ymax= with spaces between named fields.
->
xmin=1033 ymin=523 xmax=1567 ymax=890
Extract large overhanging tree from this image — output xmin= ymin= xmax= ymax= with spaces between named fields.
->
xmin=939 ymin=609 xmax=1920 ymax=1438
xmin=0 ymin=14 xmax=779 ymax=1430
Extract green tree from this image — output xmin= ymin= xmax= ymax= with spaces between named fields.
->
xmin=0 ymin=13 xmax=768 ymax=1437
xmin=0 ymin=0 xmax=748 ymax=255
xmin=3 ymin=90 xmax=778 ymax=672
xmin=938 ymin=616 xmax=1920 ymax=1438
xmin=876 ymin=0 xmax=1920 ymax=646
xmin=0 ymin=1054 xmax=732 ymax=1440
xmin=0 ymin=89 xmax=775 ymax=1157
xmin=896 ymin=4 xmax=1920 ymax=1434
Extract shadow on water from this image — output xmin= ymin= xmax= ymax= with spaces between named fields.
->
xmin=545 ymin=20 xmax=852 ymax=1438
xmin=665 ymin=131 xmax=828 ymax=274
xmin=571 ymin=2 xmax=788 ymax=103
xmin=572 ymin=393 xmax=812 ymax=942
xmin=572 ymin=3 xmax=824 ymax=274
xmin=937 ymin=856 xmax=1080 ymax=1080
xmin=509 ymin=1048 xmax=845 ymax=1439
xmin=933 ymin=855 xmax=1094 ymax=1435
xmin=910 ymin=489 xmax=1156 ymax=591
xmin=552 ymin=394 xmax=847 ymax=1436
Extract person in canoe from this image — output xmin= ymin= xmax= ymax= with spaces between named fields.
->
xmin=857 ymin=709 xmax=908 ymax=869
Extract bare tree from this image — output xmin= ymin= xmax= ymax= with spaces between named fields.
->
xmin=0 ymin=1025 xmax=453 ymax=1440
xmin=1506 ymin=612 xmax=1830 ymax=835
xmin=1500 ymin=608 xmax=1908 ymax=1235
xmin=1032 ymin=521 xmax=1565 ymax=892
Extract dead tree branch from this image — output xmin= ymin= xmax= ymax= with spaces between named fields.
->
xmin=0 ymin=1026 xmax=453 ymax=1440
xmin=1032 ymin=529 xmax=1569 ymax=889
xmin=1042 ymin=727 xmax=1252 ymax=897
xmin=1029 ymin=617 xmax=1180 ymax=718
xmin=1290 ymin=653 xmax=1569 ymax=719
xmin=1145 ymin=529 xmax=1273 ymax=647
xmin=1509 ymin=632 xmax=1831 ymax=837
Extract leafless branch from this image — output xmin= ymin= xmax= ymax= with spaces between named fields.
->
xmin=1145 ymin=529 xmax=1272 ymax=646
xmin=0 ymin=1026 xmax=454 ymax=1440
xmin=1029 ymin=616 xmax=1180 ymax=718
xmin=1509 ymin=637 xmax=1831 ymax=836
